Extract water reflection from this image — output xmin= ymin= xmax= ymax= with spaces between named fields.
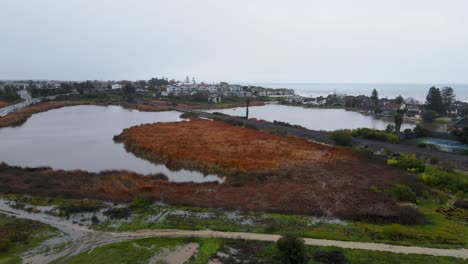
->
xmin=0 ymin=105 xmax=223 ymax=183
xmin=209 ymin=104 xmax=446 ymax=132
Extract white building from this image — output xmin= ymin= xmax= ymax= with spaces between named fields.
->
xmin=111 ymin=84 xmax=123 ymax=90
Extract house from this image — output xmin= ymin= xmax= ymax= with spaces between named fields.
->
xmin=405 ymin=110 xmax=422 ymax=119
xmin=111 ymin=84 xmax=123 ymax=90
xmin=453 ymin=117 xmax=468 ymax=131
xmin=208 ymin=95 xmax=222 ymax=104
xmin=306 ymin=96 xmax=326 ymax=105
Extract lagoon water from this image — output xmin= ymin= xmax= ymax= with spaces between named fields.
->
xmin=210 ymin=104 xmax=421 ymax=131
xmin=0 ymin=105 xmax=223 ymax=183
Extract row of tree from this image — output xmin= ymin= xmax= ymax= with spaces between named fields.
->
xmin=425 ymin=86 xmax=456 ymax=115
xmin=0 ymin=85 xmax=20 ymax=102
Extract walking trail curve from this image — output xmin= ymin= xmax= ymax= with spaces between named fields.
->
xmin=1 ymin=200 xmax=467 ymax=263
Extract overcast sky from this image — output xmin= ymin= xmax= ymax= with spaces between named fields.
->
xmin=0 ymin=0 xmax=467 ymax=83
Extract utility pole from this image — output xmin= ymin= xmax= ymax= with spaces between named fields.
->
xmin=246 ymin=99 xmax=250 ymax=119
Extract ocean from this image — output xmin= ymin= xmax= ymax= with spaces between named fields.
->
xmin=240 ymin=83 xmax=468 ymax=103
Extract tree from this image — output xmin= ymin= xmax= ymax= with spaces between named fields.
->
xmin=276 ymin=234 xmax=307 ymax=264
xmin=441 ymin=87 xmax=456 ymax=112
xmin=0 ymin=85 xmax=20 ymax=102
xmin=395 ymin=95 xmax=404 ymax=105
xmin=385 ymin=124 xmax=395 ymax=133
xmin=460 ymin=106 xmax=468 ymax=116
xmin=123 ymin=83 xmax=136 ymax=94
xmin=394 ymin=113 xmax=404 ymax=133
xmin=122 ymin=82 xmax=136 ymax=102
xmin=422 ymin=110 xmax=438 ymax=123
xmin=371 ymin=89 xmax=379 ymax=108
xmin=425 ymin=87 xmax=443 ymax=114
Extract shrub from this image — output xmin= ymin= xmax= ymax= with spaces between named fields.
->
xmin=417 ymin=143 xmax=427 ymax=148
xmin=103 ymin=207 xmax=132 ymax=219
xmin=313 ymin=251 xmax=347 ymax=264
xmin=397 ymin=154 xmax=425 ymax=173
xmin=429 ymin=156 xmax=438 ymax=165
xmin=413 ymin=125 xmax=428 ymax=137
xmin=0 ymin=239 xmax=12 ymax=252
xmin=330 ymin=130 xmax=353 ymax=146
xmin=422 ymin=111 xmax=438 ymax=123
xmin=351 ymin=128 xmax=399 ymax=143
xmin=438 ymin=161 xmax=455 ymax=173
xmin=398 ymin=206 xmax=428 ymax=225
xmin=390 ymin=184 xmax=417 ymax=203
xmin=129 ymin=195 xmax=150 ymax=211
xmin=276 ymin=234 xmax=307 ymax=264
xmin=387 ymin=159 xmax=399 ymax=166
xmin=418 ymin=166 xmax=468 ymax=195
xmin=453 ymin=200 xmax=468 ymax=209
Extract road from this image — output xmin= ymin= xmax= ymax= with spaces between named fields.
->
xmin=0 ymin=90 xmax=40 ymax=117
xmin=0 ymin=200 xmax=467 ymax=263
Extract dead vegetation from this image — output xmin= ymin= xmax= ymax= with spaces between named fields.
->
xmin=114 ymin=118 xmax=353 ymax=177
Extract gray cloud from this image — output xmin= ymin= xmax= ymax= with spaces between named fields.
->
xmin=0 ymin=0 xmax=467 ymax=83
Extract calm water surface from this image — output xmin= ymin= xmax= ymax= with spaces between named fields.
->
xmin=0 ymin=105 xmax=223 ymax=183
xmin=210 ymin=104 xmax=419 ymax=131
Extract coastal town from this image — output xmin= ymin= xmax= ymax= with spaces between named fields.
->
xmin=1 ymin=78 xmax=468 ymax=125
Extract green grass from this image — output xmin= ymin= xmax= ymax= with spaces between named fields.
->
xmin=67 ymin=237 xmax=222 ymax=264
xmin=56 ymin=236 xmax=468 ymax=264
xmin=94 ymin=198 xmax=467 ymax=249
xmin=0 ymin=214 xmax=57 ymax=264
xmin=304 ymin=245 xmax=468 ymax=264
xmin=2 ymin=191 xmax=466 ymax=250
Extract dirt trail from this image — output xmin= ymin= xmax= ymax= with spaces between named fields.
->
xmin=1 ymin=201 xmax=467 ymax=263
xmin=112 ymin=229 xmax=468 ymax=259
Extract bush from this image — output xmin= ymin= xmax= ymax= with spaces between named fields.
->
xmin=413 ymin=125 xmax=428 ymax=137
xmin=276 ymin=234 xmax=307 ymax=264
xmin=103 ymin=207 xmax=132 ymax=219
xmin=398 ymin=154 xmax=425 ymax=173
xmin=387 ymin=159 xmax=399 ymax=166
xmin=417 ymin=143 xmax=427 ymax=148
xmin=129 ymin=195 xmax=150 ymax=211
xmin=453 ymin=200 xmax=468 ymax=209
xmin=398 ymin=206 xmax=428 ymax=225
xmin=0 ymin=239 xmax=12 ymax=252
xmin=429 ymin=156 xmax=438 ymax=165
xmin=390 ymin=184 xmax=416 ymax=203
xmin=438 ymin=161 xmax=454 ymax=173
xmin=422 ymin=111 xmax=438 ymax=123
xmin=313 ymin=251 xmax=347 ymax=264
xmin=418 ymin=166 xmax=468 ymax=195
xmin=351 ymin=128 xmax=399 ymax=143
xmin=330 ymin=130 xmax=353 ymax=146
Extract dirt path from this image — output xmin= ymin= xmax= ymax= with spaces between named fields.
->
xmin=111 ymin=229 xmax=468 ymax=259
xmin=1 ymin=200 xmax=467 ymax=263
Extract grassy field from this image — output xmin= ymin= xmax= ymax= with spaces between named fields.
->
xmin=1 ymin=191 xmax=465 ymax=250
xmin=67 ymin=237 xmax=222 ymax=264
xmin=66 ymin=237 xmax=468 ymax=264
xmin=0 ymin=214 xmax=57 ymax=264
xmin=93 ymin=196 xmax=467 ymax=249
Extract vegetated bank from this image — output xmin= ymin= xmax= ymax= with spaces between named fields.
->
xmin=150 ymin=98 xmax=266 ymax=110
xmin=110 ymin=118 xmax=420 ymax=221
